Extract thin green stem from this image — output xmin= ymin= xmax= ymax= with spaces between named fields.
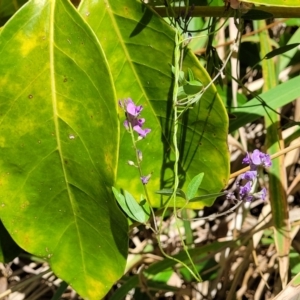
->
xmin=128 ymin=123 xmax=158 ymax=233
xmin=172 ymin=29 xmax=180 ymax=214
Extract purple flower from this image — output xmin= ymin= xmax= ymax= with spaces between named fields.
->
xmin=238 ymin=178 xmax=268 ymax=202
xmin=119 ymin=98 xmax=151 ymax=139
xmin=234 ymin=150 xmax=271 ymax=202
xmin=137 ymin=118 xmax=145 ymax=126
xmin=134 ymin=126 xmax=151 ymax=138
xmin=240 ymin=181 xmax=252 ymax=198
xmin=242 ymin=153 xmax=251 ymax=165
xmin=254 ymin=187 xmax=267 ymax=201
xmin=240 ymin=182 xmax=255 ymax=202
xmin=242 ymin=150 xmax=272 ymax=168
xmin=141 ymin=173 xmax=151 ymax=185
xmin=240 ymin=170 xmax=257 ymax=181
xmin=244 ymin=194 xmax=254 ymax=202
xmin=260 ymin=188 xmax=267 ymax=200
xmin=252 ymin=150 xmax=272 ymax=167
xmin=126 ymin=100 xmax=143 ymax=116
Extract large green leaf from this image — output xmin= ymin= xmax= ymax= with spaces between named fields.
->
xmin=0 ymin=0 xmax=27 ymax=25
xmin=0 ymin=0 xmax=127 ymax=299
xmin=79 ymin=0 xmax=229 ymax=209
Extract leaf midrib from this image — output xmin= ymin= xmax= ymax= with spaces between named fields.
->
xmin=49 ymin=0 xmax=86 ymax=282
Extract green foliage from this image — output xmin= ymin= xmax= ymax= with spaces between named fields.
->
xmin=79 ymin=0 xmax=229 ymax=210
xmin=0 ymin=0 xmax=127 ymax=298
xmin=112 ymin=187 xmax=150 ymax=223
xmin=1 ymin=0 xmax=299 ymax=299
xmin=0 ymin=0 xmax=27 ymax=25
xmin=263 ymin=43 xmax=300 ymax=59
xmin=229 ymin=76 xmax=300 ymax=132
xmin=186 ymin=173 xmax=204 ymax=200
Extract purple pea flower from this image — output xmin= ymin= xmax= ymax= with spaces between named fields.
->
xmin=237 ymin=149 xmax=271 ymax=202
xmin=240 ymin=170 xmax=257 ymax=181
xmin=253 ymin=187 xmax=267 ymax=201
xmin=126 ymin=99 xmax=143 ymax=116
xmin=239 ymin=181 xmax=256 ymax=202
xmin=240 ymin=181 xmax=251 ymax=198
xmin=119 ymin=98 xmax=151 ymax=139
xmin=260 ymin=187 xmax=267 ymax=201
xmin=134 ymin=126 xmax=151 ymax=138
xmin=141 ymin=173 xmax=152 ymax=185
xmin=242 ymin=149 xmax=272 ymax=168
xmin=251 ymin=150 xmax=272 ymax=167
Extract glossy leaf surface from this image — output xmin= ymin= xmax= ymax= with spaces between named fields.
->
xmin=0 ymin=0 xmax=127 ymax=299
xmin=79 ymin=0 xmax=229 ymax=209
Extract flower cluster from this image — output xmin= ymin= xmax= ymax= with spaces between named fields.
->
xmin=119 ymin=98 xmax=152 ymax=185
xmin=228 ymin=150 xmax=272 ymax=202
xmin=119 ymin=98 xmax=151 ymax=139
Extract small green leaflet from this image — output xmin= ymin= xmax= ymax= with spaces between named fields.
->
xmin=171 ymin=66 xmax=203 ymax=96
xmin=186 ymin=173 xmax=204 ymax=200
xmin=112 ymin=187 xmax=149 ymax=223
xmin=156 ymin=173 xmax=227 ymax=204
xmin=264 ymin=43 xmax=300 ymax=59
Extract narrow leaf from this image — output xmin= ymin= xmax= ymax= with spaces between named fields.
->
xmin=124 ymin=190 xmax=148 ymax=223
xmin=140 ymin=195 xmax=151 ymax=220
xmin=258 ymin=19 xmax=290 ymax=287
xmin=186 ymin=173 xmax=204 ymax=200
xmin=264 ymin=43 xmax=300 ymax=59
xmin=112 ymin=187 xmax=138 ymax=221
xmin=279 ymin=27 xmax=300 ymax=71
xmin=229 ymin=76 xmax=300 ymax=132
